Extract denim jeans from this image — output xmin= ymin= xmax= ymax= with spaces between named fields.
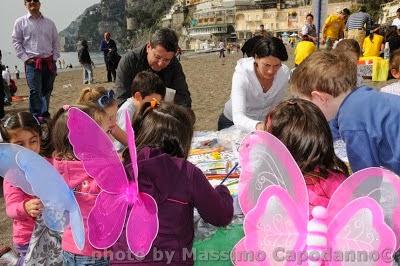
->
xmin=63 ymin=251 xmax=109 ymax=266
xmin=25 ymin=62 xmax=56 ymax=117
xmin=2 ymin=80 xmax=12 ymax=102
xmin=82 ymin=63 xmax=93 ymax=83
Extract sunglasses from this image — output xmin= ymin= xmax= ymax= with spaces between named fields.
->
xmin=97 ymin=90 xmax=115 ymax=108
xmin=26 ymin=0 xmax=40 ymax=3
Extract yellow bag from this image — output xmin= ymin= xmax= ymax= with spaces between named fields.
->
xmin=372 ymin=58 xmax=389 ymax=81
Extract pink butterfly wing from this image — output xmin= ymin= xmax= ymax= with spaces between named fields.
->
xmin=67 ymin=107 xmax=129 ymax=193
xmin=233 ymin=186 xmax=307 ymax=266
xmin=238 ymin=131 xmax=308 ymax=219
xmin=125 ymin=110 xmax=138 ymax=199
xmin=327 ymin=167 xmax=400 ymax=250
xmin=328 ymin=197 xmax=396 ymax=266
xmin=124 ymin=110 xmax=159 ymax=257
xmin=231 ymin=238 xmax=255 ymax=266
xmin=88 ymin=191 xmax=128 ymax=249
xmin=126 ymin=192 xmax=159 ymax=257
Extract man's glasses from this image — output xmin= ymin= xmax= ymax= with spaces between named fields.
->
xmin=97 ymin=90 xmax=115 ymax=108
xmin=26 ymin=0 xmax=40 ymax=3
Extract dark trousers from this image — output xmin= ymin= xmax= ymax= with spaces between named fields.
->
xmin=25 ymin=62 xmax=56 ymax=117
xmin=107 ymin=69 xmax=116 ymax=82
xmin=217 ymin=112 xmax=234 ymax=130
xmin=0 ymin=74 xmax=5 ymax=119
xmin=104 ymin=57 xmax=116 ymax=82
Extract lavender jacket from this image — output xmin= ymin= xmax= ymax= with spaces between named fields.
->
xmin=111 ymin=147 xmax=233 ymax=265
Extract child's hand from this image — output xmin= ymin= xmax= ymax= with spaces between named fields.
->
xmin=24 ymin=199 xmax=43 ymax=218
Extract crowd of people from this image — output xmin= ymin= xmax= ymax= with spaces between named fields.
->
xmin=2 ymin=0 xmax=400 ymax=265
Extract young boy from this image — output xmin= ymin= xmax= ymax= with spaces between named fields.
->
xmin=381 ymin=49 xmax=400 ymax=96
xmin=290 ymin=50 xmax=400 ymax=175
xmin=113 ymin=71 xmax=166 ymax=152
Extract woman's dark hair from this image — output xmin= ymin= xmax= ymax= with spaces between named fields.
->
xmin=265 ymin=98 xmax=349 ymax=178
xmin=51 ymin=105 xmax=92 ymax=160
xmin=369 ymin=24 xmax=380 ymax=41
xmin=252 ymin=37 xmax=288 ymax=61
xmin=150 ymin=28 xmax=179 ymax=53
xmin=306 ymin=13 xmax=314 ymax=19
xmin=0 ymin=112 xmax=52 ymax=156
xmin=127 ymin=102 xmax=194 ymax=161
xmin=385 ymin=25 xmax=398 ymax=42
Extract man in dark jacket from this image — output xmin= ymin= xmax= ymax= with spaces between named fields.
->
xmin=114 ymin=28 xmax=191 ymax=108
xmin=78 ymin=39 xmax=93 ymax=84
xmin=100 ymin=32 xmax=118 ymax=82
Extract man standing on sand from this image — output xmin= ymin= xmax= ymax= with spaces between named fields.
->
xmin=12 ymin=0 xmax=60 ymax=118
xmin=346 ymin=5 xmax=373 ymax=49
xmin=100 ymin=32 xmax=118 ymax=82
xmin=321 ymin=8 xmax=350 ymax=50
xmin=115 ymin=28 xmax=191 ymax=108
xmin=301 ymin=13 xmax=317 ymax=43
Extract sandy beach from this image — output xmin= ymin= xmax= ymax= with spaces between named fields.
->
xmin=0 ymin=47 xmax=392 ymax=247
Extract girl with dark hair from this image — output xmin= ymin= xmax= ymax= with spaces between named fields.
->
xmin=218 ymin=37 xmax=290 ymax=131
xmin=385 ymin=25 xmax=400 ymax=56
xmin=265 ymin=98 xmax=348 ymax=210
xmin=1 ymin=112 xmax=54 ymax=265
xmin=115 ymin=101 xmax=233 ymax=265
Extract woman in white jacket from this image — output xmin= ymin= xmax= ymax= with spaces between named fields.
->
xmin=218 ymin=37 xmax=290 ymax=131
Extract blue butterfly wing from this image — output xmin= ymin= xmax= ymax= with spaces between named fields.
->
xmin=15 ymin=148 xmax=85 ymax=250
xmin=0 ymin=143 xmax=34 ymax=195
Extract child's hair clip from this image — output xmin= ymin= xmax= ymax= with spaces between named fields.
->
xmin=97 ymin=90 xmax=115 ymax=108
xmin=150 ymin=98 xmax=160 ymax=109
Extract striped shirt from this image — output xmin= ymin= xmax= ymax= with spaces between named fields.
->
xmin=346 ymin=12 xmax=373 ymax=31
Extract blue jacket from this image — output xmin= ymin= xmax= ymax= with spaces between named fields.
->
xmin=331 ymin=86 xmax=400 ymax=174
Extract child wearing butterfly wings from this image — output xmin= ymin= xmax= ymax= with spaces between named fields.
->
xmin=265 ymin=98 xmax=349 ymax=211
xmin=51 ymin=105 xmax=110 ymax=265
xmin=111 ymin=102 xmax=234 ymax=265
xmin=1 ymin=112 xmax=62 ymax=265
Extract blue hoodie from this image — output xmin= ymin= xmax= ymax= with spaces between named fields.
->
xmin=330 ymin=86 xmax=400 ymax=174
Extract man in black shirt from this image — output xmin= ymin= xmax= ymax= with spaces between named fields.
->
xmin=114 ymin=28 xmax=191 ymax=108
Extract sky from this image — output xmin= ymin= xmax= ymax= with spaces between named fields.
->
xmin=0 ymin=0 xmax=100 ymax=53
